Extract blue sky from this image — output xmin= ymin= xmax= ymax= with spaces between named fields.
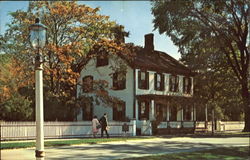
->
xmin=0 ymin=1 xmax=180 ymax=59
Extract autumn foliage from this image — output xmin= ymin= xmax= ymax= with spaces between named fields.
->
xmin=0 ymin=1 xmax=132 ymax=120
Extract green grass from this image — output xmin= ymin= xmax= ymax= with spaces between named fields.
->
xmin=1 ymin=137 xmax=154 ymax=149
xmin=1 ymin=142 xmax=35 ymax=149
xmin=217 ymin=132 xmax=250 ymax=136
xmin=119 ymin=146 xmax=250 ymax=160
xmin=193 ymin=131 xmax=250 ymax=137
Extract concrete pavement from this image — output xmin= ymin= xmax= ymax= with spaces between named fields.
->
xmin=1 ymin=137 xmax=249 ymax=160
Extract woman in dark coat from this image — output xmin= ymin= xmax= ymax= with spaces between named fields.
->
xmin=99 ymin=113 xmax=109 ymax=138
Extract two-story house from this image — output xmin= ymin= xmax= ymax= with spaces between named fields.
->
xmin=76 ymin=33 xmax=196 ymax=134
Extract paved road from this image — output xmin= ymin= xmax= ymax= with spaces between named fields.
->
xmin=1 ymin=137 xmax=249 ymax=160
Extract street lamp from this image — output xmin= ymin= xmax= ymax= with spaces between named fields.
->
xmin=29 ymin=18 xmax=47 ymax=158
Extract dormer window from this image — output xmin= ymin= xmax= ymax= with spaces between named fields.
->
xmin=113 ymin=72 xmax=126 ymax=90
xmin=169 ymin=75 xmax=179 ymax=92
xmin=138 ymin=70 xmax=149 ymax=89
xmin=154 ymin=73 xmax=164 ymax=91
xmin=96 ymin=53 xmax=108 ymax=67
xmin=82 ymin=76 xmax=93 ymax=92
xmin=183 ymin=77 xmax=192 ymax=94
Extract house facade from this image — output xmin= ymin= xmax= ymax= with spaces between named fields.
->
xmin=76 ymin=33 xmax=195 ymax=134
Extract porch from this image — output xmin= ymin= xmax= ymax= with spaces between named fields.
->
xmin=135 ymin=95 xmax=197 ymax=135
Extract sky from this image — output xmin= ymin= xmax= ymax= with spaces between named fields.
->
xmin=0 ymin=1 xmax=180 ymax=59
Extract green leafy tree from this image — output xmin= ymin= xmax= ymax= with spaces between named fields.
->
xmin=0 ymin=53 xmax=34 ymax=121
xmin=184 ymin=51 xmax=243 ymax=121
xmin=152 ymin=0 xmax=250 ymax=131
xmin=0 ymin=93 xmax=33 ymax=121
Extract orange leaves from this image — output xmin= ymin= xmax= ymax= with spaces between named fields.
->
xmin=2 ymin=86 xmax=11 ymax=100
xmin=0 ymin=56 xmax=32 ymax=103
xmin=5 ymin=1 xmax=128 ymax=99
xmin=43 ymin=42 xmax=80 ymax=95
xmin=91 ymin=38 xmax=135 ymax=59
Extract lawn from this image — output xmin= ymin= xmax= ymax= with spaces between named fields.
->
xmin=0 ymin=137 xmax=154 ymax=149
xmin=194 ymin=131 xmax=250 ymax=137
xmin=119 ymin=146 xmax=250 ymax=160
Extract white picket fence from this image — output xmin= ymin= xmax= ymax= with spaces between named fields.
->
xmin=0 ymin=121 xmax=136 ymax=140
xmin=0 ymin=121 xmax=245 ymax=140
xmin=196 ymin=121 xmax=245 ymax=132
xmin=216 ymin=121 xmax=245 ymax=132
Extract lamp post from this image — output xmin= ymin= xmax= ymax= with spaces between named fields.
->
xmin=29 ymin=18 xmax=47 ymax=158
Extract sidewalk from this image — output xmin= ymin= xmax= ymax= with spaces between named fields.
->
xmin=1 ymin=137 xmax=249 ymax=160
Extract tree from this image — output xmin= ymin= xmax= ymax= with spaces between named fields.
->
xmin=179 ymin=34 xmax=243 ymax=121
xmin=152 ymin=0 xmax=250 ymax=131
xmin=1 ymin=1 xmax=131 ymax=120
xmin=183 ymin=49 xmax=243 ymax=121
xmin=0 ymin=54 xmax=33 ymax=120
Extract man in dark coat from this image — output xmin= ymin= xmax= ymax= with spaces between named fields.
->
xmin=99 ymin=113 xmax=109 ymax=138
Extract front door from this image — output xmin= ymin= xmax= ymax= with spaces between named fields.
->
xmin=155 ymin=103 xmax=164 ymax=121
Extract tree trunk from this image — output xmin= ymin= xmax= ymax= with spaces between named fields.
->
xmin=242 ymin=77 xmax=250 ymax=132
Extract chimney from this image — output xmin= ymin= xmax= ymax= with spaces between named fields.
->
xmin=144 ymin=33 xmax=154 ymax=51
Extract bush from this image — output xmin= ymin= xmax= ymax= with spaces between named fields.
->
xmin=0 ymin=94 xmax=33 ymax=121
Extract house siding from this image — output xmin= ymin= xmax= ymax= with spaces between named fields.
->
xmin=77 ymin=56 xmax=134 ymax=121
xmin=77 ymin=62 xmax=194 ymax=122
xmin=135 ymin=69 xmax=193 ymax=97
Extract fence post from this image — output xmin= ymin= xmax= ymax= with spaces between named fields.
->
xmin=149 ymin=121 xmax=152 ymax=136
xmin=131 ymin=119 xmax=136 ymax=136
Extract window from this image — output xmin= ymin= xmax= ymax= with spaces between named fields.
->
xmin=169 ymin=75 xmax=179 ymax=92
xmin=183 ymin=77 xmax=192 ymax=94
xmin=183 ymin=106 xmax=192 ymax=121
xmin=113 ymin=72 xmax=126 ymax=90
xmin=82 ymin=102 xmax=93 ymax=120
xmin=113 ymin=101 xmax=126 ymax=121
xmin=138 ymin=71 xmax=149 ymax=89
xmin=82 ymin=76 xmax=93 ymax=92
xmin=138 ymin=101 xmax=149 ymax=120
xmin=154 ymin=73 xmax=165 ymax=91
xmin=96 ymin=53 xmax=108 ymax=67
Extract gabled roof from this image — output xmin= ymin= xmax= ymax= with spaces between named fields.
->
xmin=73 ymin=44 xmax=194 ymax=76
xmin=128 ymin=47 xmax=194 ymax=76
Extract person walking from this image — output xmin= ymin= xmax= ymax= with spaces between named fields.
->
xmin=99 ymin=113 xmax=109 ymax=138
xmin=92 ymin=116 xmax=101 ymax=138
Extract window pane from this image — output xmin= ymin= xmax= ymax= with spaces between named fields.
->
xmin=113 ymin=72 xmax=126 ymax=90
xmin=82 ymin=102 xmax=92 ymax=120
xmin=139 ymin=71 xmax=148 ymax=90
xmin=141 ymin=102 xmax=145 ymax=114
xmin=82 ymin=76 xmax=93 ymax=92
xmin=141 ymin=72 xmax=145 ymax=80
xmin=113 ymin=101 xmax=125 ymax=121
xmin=96 ymin=53 xmax=108 ymax=67
xmin=157 ymin=74 xmax=161 ymax=82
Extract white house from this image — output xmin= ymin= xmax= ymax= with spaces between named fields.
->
xmin=76 ymin=33 xmax=196 ymax=134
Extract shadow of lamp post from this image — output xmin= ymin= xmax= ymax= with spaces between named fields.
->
xmin=29 ymin=18 xmax=47 ymax=158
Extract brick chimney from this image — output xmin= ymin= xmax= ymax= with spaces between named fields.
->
xmin=144 ymin=33 xmax=154 ymax=51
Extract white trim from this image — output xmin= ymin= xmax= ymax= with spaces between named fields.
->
xmin=181 ymin=106 xmax=184 ymax=121
xmin=135 ymin=99 xmax=139 ymax=120
xmin=167 ymin=102 xmax=170 ymax=121
xmin=194 ymin=106 xmax=197 ymax=121
xmin=179 ymin=75 xmax=184 ymax=94
xmin=150 ymin=99 xmax=155 ymax=121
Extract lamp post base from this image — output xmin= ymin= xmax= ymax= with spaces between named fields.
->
xmin=35 ymin=150 xmax=45 ymax=157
